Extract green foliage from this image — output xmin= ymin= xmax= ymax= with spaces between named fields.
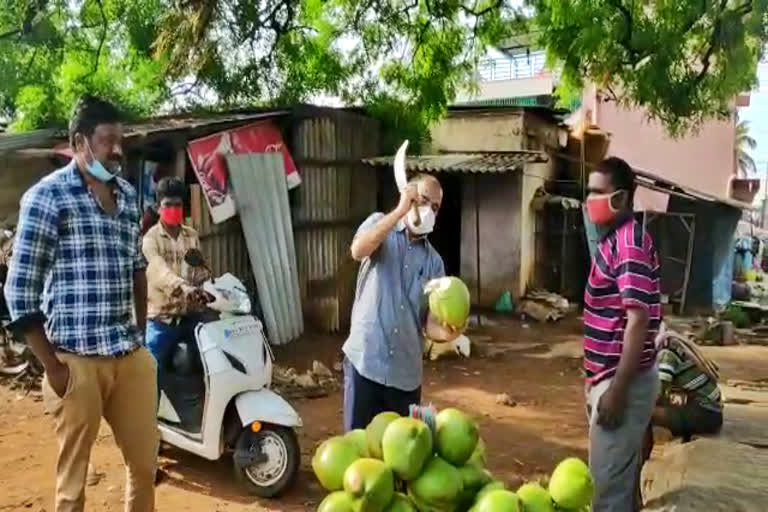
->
xmin=722 ymin=305 xmax=750 ymax=329
xmin=736 ymin=119 xmax=758 ymax=176
xmin=529 ymin=0 xmax=768 ymax=136
xmin=150 ymin=0 xmax=521 ymax=145
xmin=0 ymin=0 xmax=169 ymax=131
xmin=2 ymin=0 xmax=768 ymax=140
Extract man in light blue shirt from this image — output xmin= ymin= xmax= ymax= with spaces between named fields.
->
xmin=343 ymin=174 xmax=457 ymax=430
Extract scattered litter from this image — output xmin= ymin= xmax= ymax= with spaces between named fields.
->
xmin=518 ymin=290 xmax=571 ymax=322
xmin=311 ymin=360 xmax=333 ymax=379
xmin=495 ymin=393 xmax=517 ymax=407
xmin=525 ymin=340 xmax=584 ymax=360
xmin=0 ymin=327 xmax=43 ymax=392
xmin=726 ymin=379 xmax=768 ymax=392
xmin=698 ymin=320 xmax=739 ymax=346
xmin=467 ymin=315 xmax=499 ymax=328
xmin=474 ymin=341 xmax=546 ymax=359
xmin=494 ymin=291 xmax=514 ymax=314
xmin=293 ymin=372 xmax=317 ymax=388
xmin=272 ymin=364 xmax=338 ymax=399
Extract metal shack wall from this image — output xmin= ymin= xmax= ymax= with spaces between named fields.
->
xmin=667 ymin=195 xmax=740 ymax=312
xmin=291 ymin=113 xmax=380 ymax=333
xmin=190 ymin=185 xmax=252 ymax=283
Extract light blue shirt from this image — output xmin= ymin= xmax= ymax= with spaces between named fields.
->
xmin=343 ymin=213 xmax=445 ymax=391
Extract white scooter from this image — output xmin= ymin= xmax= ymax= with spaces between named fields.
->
xmin=157 ymin=273 xmax=302 ymax=497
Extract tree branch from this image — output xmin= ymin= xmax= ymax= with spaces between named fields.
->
xmin=0 ymin=28 xmax=22 ymax=40
xmin=607 ymin=0 xmax=640 ymax=61
xmin=459 ymin=0 xmax=503 ymax=17
xmin=411 ymin=19 xmax=432 ymax=62
xmin=81 ymin=0 xmax=108 ymax=79
xmin=734 ymin=2 xmax=752 ymax=16
xmin=24 ymin=48 xmax=40 ymax=76
xmin=693 ymin=0 xmax=728 ymax=87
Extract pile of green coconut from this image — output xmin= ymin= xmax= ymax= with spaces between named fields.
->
xmin=313 ymin=408 xmax=594 ymax=511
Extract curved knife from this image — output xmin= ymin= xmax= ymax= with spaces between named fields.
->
xmin=393 ymin=140 xmax=420 ymax=226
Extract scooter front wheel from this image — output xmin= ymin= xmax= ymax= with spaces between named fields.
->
xmin=233 ymin=424 xmax=300 ymax=498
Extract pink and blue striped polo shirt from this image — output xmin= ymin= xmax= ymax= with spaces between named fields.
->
xmin=583 ymin=218 xmax=661 ymax=385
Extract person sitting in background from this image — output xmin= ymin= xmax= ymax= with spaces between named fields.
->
xmin=653 ymin=326 xmax=723 ymax=441
xmin=143 ymin=177 xmax=211 ymax=388
xmin=140 ymin=151 xmax=176 ymax=235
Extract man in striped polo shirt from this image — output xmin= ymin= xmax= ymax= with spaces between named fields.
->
xmin=583 ymin=157 xmax=661 ymax=511
xmin=654 ymin=332 xmax=723 ymax=440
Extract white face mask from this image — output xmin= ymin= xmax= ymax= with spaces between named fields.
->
xmin=406 ymin=205 xmax=436 ymax=236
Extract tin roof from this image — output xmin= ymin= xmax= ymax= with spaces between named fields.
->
xmin=363 ymin=151 xmax=548 ymax=174
xmin=0 ymin=129 xmax=59 ymax=153
xmin=122 ymin=110 xmax=291 ymax=139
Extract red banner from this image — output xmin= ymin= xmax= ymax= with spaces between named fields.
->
xmin=187 ymin=121 xmax=301 ymax=223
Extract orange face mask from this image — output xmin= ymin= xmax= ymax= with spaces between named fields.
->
xmin=159 ymin=206 xmax=183 ymax=226
xmin=585 ymin=192 xmax=621 ymax=225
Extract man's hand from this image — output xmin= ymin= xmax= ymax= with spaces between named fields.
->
xmin=184 ymin=248 xmax=206 ymax=269
xmin=597 ymin=385 xmax=626 ymax=430
xmin=186 ymin=287 xmax=211 ymax=308
xmin=47 ymin=359 xmax=71 ymax=399
xmin=396 ymin=182 xmax=419 ymax=217
xmin=425 ymin=312 xmax=463 ymax=343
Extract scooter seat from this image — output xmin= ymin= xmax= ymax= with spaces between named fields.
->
xmin=171 ymin=342 xmax=203 ymax=376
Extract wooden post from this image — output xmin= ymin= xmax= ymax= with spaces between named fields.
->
xmin=190 ymin=184 xmax=203 ymax=232
xmin=174 ymin=147 xmax=186 ymax=179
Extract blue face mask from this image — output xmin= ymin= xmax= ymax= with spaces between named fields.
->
xmin=84 ymin=137 xmax=120 ymax=182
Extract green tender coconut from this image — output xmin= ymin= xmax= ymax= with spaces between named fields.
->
xmin=474 ymin=481 xmax=507 ymax=504
xmin=366 ymin=412 xmax=401 ymax=460
xmin=426 ymin=276 xmax=471 ymax=330
xmin=382 ymin=417 xmax=434 ymax=481
xmin=548 ymin=458 xmax=594 ymax=510
xmin=343 ymin=458 xmax=395 ymax=512
xmin=385 ymin=492 xmax=417 ymax=512
xmin=318 ymin=491 xmax=356 ymax=512
xmin=345 ymin=429 xmax=370 ymax=457
xmin=313 ymin=436 xmax=361 ymax=491
xmin=408 ymin=456 xmax=464 ymax=510
xmin=517 ymin=482 xmax=556 ymax=512
xmin=435 ymin=408 xmax=479 ymax=466
xmin=470 ymin=490 xmax=521 ymax=512
xmin=467 ymin=437 xmax=487 ymax=467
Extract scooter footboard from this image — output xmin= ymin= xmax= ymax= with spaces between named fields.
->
xmin=234 ymin=389 xmax=303 ymax=428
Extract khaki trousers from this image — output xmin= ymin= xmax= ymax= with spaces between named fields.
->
xmin=42 ymin=347 xmax=159 ymax=512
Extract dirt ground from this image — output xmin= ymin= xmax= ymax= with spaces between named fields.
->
xmin=1 ymin=316 xmax=766 ymax=512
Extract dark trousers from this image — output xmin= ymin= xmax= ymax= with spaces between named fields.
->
xmin=146 ymin=316 xmax=200 ymax=402
xmin=656 ymin=402 xmax=723 ymax=441
xmin=343 ymin=358 xmax=421 ymax=431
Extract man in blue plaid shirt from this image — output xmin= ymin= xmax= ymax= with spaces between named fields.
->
xmin=4 ymin=96 xmax=157 ymax=512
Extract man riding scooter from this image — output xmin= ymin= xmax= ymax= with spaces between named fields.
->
xmin=144 ymin=177 xmax=302 ymax=496
xmin=143 ymin=177 xmax=211 ymax=392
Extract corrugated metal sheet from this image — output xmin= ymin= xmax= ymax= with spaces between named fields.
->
xmin=190 ymin=184 xmax=251 ymax=281
xmin=364 ymin=152 xmax=548 ymax=174
xmin=292 ymin=113 xmax=379 ymax=333
xmin=124 ymin=111 xmax=290 ymax=139
xmin=0 ymin=129 xmax=59 ymax=153
xmin=227 ymin=153 xmax=304 ymax=345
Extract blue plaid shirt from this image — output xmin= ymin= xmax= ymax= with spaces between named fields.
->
xmin=5 ymin=161 xmax=146 ymax=356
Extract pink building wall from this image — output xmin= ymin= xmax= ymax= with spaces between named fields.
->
xmin=582 ymin=88 xmax=737 ymax=211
